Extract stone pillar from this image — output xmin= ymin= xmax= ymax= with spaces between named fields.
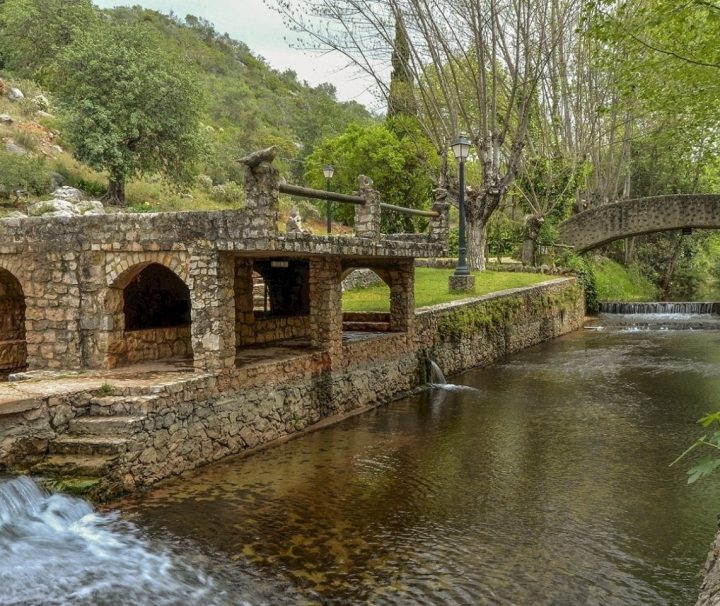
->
xmin=239 ymin=146 xmax=280 ymax=239
xmin=78 ymin=251 xmax=108 ymax=368
xmin=388 ymin=260 xmax=415 ymax=335
xmin=189 ymin=249 xmax=236 ymax=372
xmin=354 ymin=175 xmax=381 ymax=241
xmin=309 ymin=256 xmax=343 ymax=358
xmin=233 ymin=258 xmax=254 ymax=347
xmin=428 ymin=188 xmax=451 ymax=253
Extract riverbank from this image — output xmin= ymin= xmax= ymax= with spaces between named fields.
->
xmin=0 ymin=277 xmax=584 ymax=500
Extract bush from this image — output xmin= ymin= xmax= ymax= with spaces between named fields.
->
xmin=209 ymin=181 xmax=243 ymax=204
xmin=562 ymin=253 xmax=598 ymax=313
xmin=0 ymin=153 xmax=50 ymax=198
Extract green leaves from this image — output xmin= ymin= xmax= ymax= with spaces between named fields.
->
xmin=672 ymin=413 xmax=720 ymax=483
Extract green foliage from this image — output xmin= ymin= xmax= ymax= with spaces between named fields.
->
xmin=671 ymin=412 xmax=720 ymax=484
xmin=487 ymin=212 xmax=523 ymax=258
xmin=0 ymin=153 xmax=50 ymax=198
xmin=304 ymin=122 xmax=438 ymax=232
xmin=0 ymin=0 xmax=98 ymax=82
xmin=562 ymin=254 xmax=598 ymax=313
xmin=590 ymin=257 xmax=657 ymax=303
xmin=54 ymin=21 xmax=206 ymax=200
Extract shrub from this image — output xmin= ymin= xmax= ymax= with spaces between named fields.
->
xmin=562 ymin=253 xmax=598 ymax=313
xmin=209 ymin=181 xmax=243 ymax=204
xmin=0 ymin=153 xmax=50 ymax=198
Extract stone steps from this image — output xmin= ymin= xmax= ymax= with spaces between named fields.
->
xmin=49 ymin=435 xmax=130 ymax=456
xmin=33 ymin=454 xmax=116 ymax=476
xmin=69 ymin=415 xmax=146 ymax=436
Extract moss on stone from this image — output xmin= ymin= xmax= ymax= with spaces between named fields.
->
xmin=52 ymin=477 xmax=102 ymax=496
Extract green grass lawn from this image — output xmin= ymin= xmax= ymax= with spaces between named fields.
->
xmin=342 ymin=267 xmax=556 ymax=312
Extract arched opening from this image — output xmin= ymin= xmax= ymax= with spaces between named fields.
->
xmin=106 ymin=263 xmax=192 ymax=367
xmin=341 ymin=268 xmax=393 ymax=338
xmin=123 ymin=264 xmax=191 ymax=330
xmin=0 ymin=268 xmax=26 ymax=378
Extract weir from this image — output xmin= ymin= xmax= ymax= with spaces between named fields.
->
xmin=599 ymin=301 xmax=719 ymax=314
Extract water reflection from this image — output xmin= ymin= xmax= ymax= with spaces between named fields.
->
xmin=112 ymin=329 xmax=720 ymax=605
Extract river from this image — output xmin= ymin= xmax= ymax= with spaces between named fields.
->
xmin=3 ymin=319 xmax=720 ymax=604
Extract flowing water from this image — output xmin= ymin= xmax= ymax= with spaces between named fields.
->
xmin=4 ymin=322 xmax=720 ymax=604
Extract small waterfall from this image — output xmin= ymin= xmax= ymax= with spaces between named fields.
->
xmin=0 ymin=476 xmax=240 ymax=605
xmin=599 ymin=302 xmax=718 ymax=314
xmin=429 ymin=360 xmax=447 ymax=384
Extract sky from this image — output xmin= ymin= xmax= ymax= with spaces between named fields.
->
xmin=92 ymin=0 xmax=380 ymax=110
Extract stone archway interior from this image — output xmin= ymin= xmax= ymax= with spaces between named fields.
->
xmin=124 ymin=263 xmax=191 ymax=330
xmin=0 ymin=268 xmax=27 ymax=377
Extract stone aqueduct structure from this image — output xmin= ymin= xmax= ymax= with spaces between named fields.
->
xmin=0 ymin=149 xmax=449 ymax=378
xmin=558 ymin=194 xmax=720 ymax=252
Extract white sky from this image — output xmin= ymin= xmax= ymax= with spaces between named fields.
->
xmin=92 ymin=0 xmax=380 ymax=110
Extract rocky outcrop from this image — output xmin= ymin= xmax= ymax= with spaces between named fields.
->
xmin=697 ymin=531 xmax=720 ymax=605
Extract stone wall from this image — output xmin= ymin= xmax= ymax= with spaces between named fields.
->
xmin=113 ymin=326 xmax=192 ymax=366
xmin=0 ymin=278 xmax=584 ymax=498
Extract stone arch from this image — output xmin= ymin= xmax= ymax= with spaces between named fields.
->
xmin=0 ymin=267 xmax=27 ymax=377
xmin=105 ymin=252 xmax=190 ymax=288
xmin=103 ymin=261 xmax=193 ymax=368
xmin=341 ymin=267 xmax=388 ymax=290
xmin=558 ymin=195 xmax=720 ymax=253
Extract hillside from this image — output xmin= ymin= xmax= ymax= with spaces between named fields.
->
xmin=0 ymin=5 xmax=375 ymax=219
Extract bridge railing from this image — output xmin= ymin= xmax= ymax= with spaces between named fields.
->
xmin=239 ymin=146 xmax=449 ymax=249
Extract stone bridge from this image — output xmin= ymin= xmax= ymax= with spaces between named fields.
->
xmin=558 ymin=195 xmax=720 ymax=252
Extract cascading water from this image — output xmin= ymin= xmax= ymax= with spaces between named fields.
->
xmin=0 ymin=476 xmax=256 ymax=605
xmin=590 ymin=301 xmax=720 ymax=331
xmin=599 ymin=301 xmax=718 ymax=314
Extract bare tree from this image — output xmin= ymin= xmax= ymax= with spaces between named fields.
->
xmin=272 ymin=0 xmax=578 ymax=269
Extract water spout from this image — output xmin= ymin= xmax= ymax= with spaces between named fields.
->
xmin=429 ymin=360 xmax=447 ymax=385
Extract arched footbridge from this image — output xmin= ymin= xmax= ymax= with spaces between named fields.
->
xmin=558 ymin=195 xmax=720 ymax=253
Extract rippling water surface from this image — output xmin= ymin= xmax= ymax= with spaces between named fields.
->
xmin=115 ymin=327 xmax=720 ymax=605
xmin=4 ymin=326 xmax=720 ymax=605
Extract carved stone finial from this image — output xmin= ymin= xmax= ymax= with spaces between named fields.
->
xmin=238 ymin=146 xmax=277 ymax=168
xmin=357 ymin=174 xmax=374 ymax=190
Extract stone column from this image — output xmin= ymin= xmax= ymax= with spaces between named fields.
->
xmin=309 ymin=256 xmax=343 ymax=358
xmin=189 ymin=249 xmax=236 ymax=372
xmin=354 ymin=175 xmax=382 ymax=241
xmin=428 ymin=188 xmax=451 ymax=254
xmin=233 ymin=258 xmax=254 ymax=347
xmin=388 ymin=259 xmax=415 ymax=335
xmin=238 ymin=146 xmax=280 ymax=239
xmin=78 ymin=251 xmax=108 ymax=368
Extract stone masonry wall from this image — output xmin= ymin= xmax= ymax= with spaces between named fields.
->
xmin=114 ymin=326 xmax=192 ymax=367
xmin=0 ymin=278 xmax=584 ymax=498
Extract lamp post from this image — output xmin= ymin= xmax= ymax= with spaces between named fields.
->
xmin=451 ymin=134 xmax=471 ymax=276
xmin=323 ymin=164 xmax=335 ymax=234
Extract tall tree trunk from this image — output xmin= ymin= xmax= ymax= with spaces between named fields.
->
xmin=105 ymin=175 xmax=126 ymax=206
xmin=660 ymin=233 xmax=683 ymax=299
xmin=623 ymin=237 xmax=635 ymax=265
xmin=467 ymin=215 xmax=487 ymax=271
xmin=521 ymin=214 xmax=544 ymax=266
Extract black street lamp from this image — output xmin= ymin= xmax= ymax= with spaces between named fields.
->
xmin=451 ymin=134 xmax=471 ymax=276
xmin=323 ymin=164 xmax=335 ymax=234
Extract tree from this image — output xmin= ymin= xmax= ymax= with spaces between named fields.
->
xmin=304 ymin=122 xmax=437 ymax=232
xmin=273 ymin=0 xmax=581 ymax=269
xmin=54 ymin=22 xmax=205 ymax=204
xmin=0 ymin=0 xmax=98 ymax=81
